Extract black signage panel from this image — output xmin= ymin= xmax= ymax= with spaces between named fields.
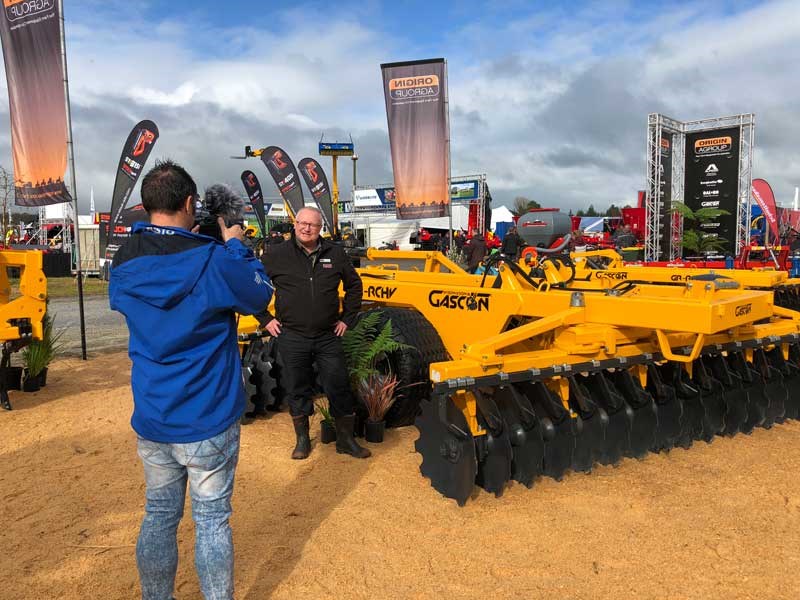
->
xmin=684 ymin=126 xmax=740 ymax=255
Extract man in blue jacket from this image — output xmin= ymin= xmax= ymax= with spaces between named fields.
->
xmin=110 ymin=160 xmax=271 ymax=600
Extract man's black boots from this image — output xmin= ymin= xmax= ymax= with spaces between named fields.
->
xmin=335 ymin=414 xmax=371 ymax=459
xmin=291 ymin=415 xmax=311 ymax=460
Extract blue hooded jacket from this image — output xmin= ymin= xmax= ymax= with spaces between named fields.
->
xmin=109 ymin=223 xmax=272 ymax=443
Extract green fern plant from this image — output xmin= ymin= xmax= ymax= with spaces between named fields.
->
xmin=670 ymin=201 xmax=731 ymax=255
xmin=341 ymin=311 xmax=410 ymax=384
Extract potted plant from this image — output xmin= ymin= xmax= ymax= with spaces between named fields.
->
xmin=342 ymin=311 xmax=410 ymax=443
xmin=315 ymin=399 xmax=336 ymax=444
xmin=21 ymin=312 xmax=64 ymax=392
xmin=357 ymin=373 xmax=402 ymax=442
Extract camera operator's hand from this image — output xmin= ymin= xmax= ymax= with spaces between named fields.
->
xmin=218 ymin=217 xmax=244 ymax=243
xmin=265 ymin=318 xmax=282 ymax=337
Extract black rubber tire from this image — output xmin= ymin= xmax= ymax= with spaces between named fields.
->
xmin=243 ymin=337 xmax=284 ymax=413
xmin=359 ymin=307 xmax=449 ymax=427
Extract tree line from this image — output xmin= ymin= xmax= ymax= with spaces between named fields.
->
xmin=512 ymin=196 xmax=632 ymax=218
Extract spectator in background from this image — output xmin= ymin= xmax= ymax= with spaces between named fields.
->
xmin=500 ymin=226 xmax=524 ymax=260
xmin=570 ymin=229 xmax=586 ymax=252
xmin=466 ymin=229 xmax=487 ymax=274
xmin=614 ymin=224 xmax=636 ymax=249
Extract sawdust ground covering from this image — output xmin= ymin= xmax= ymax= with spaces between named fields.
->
xmin=2 ymin=352 xmax=800 ymax=599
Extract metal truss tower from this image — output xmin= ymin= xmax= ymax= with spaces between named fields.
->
xmin=646 ymin=113 xmax=755 ymax=262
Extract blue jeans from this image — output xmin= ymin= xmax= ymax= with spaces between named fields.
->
xmin=136 ymin=422 xmax=240 ymax=600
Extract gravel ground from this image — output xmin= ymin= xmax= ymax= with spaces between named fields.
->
xmin=49 ymin=294 xmax=129 ymax=357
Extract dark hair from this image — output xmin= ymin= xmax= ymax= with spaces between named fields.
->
xmin=140 ymin=159 xmax=197 ymax=214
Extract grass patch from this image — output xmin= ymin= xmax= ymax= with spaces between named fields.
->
xmin=9 ymin=276 xmax=109 ymax=300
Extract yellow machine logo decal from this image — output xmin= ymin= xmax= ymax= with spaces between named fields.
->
xmin=735 ymin=303 xmax=752 ymax=317
xmin=428 ymin=291 xmax=490 ymax=311
xmin=365 ymin=285 xmax=397 ymax=299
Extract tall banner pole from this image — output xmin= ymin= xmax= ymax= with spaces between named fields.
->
xmin=58 ymin=0 xmax=87 ymax=360
xmin=332 ymin=155 xmax=339 ymax=233
xmin=444 ymin=59 xmax=453 ymax=248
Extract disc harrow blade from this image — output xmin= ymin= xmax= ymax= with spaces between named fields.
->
xmin=691 ymin=359 xmax=726 ymax=442
xmin=727 ymin=352 xmax=766 ymax=433
xmin=474 ymin=390 xmax=513 ymax=497
xmin=415 ymin=395 xmax=478 ymax=506
xmin=567 ymin=376 xmax=608 ymax=473
xmin=767 ymin=346 xmax=800 ymax=420
xmin=520 ymin=381 xmax=576 ymax=481
xmin=704 ymin=354 xmax=748 ymax=436
xmin=580 ymin=372 xmax=633 ymax=465
xmin=646 ymin=364 xmax=685 ymax=452
xmin=660 ymin=362 xmax=703 ymax=446
xmin=608 ymin=369 xmax=658 ymax=459
xmin=493 ymin=385 xmax=545 ymax=488
xmin=753 ymin=349 xmax=786 ymax=428
xmin=784 ymin=343 xmax=800 ymax=420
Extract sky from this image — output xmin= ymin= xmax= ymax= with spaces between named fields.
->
xmin=0 ymin=0 xmax=798 ymax=214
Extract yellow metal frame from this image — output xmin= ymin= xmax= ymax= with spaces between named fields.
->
xmin=0 ymin=250 xmax=47 ymax=343
xmin=350 ymin=249 xmax=800 ymax=436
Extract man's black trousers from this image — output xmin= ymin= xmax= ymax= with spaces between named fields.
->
xmin=276 ymin=329 xmax=355 ymax=418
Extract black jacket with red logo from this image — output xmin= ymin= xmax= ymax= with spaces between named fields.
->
xmin=260 ymin=236 xmax=363 ymax=336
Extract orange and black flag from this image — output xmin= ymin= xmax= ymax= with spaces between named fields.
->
xmin=298 ymin=157 xmax=334 ymax=234
xmin=0 ymin=0 xmax=72 ymax=206
xmin=241 ymin=170 xmax=267 ymax=234
xmin=110 ymin=120 xmax=159 ymax=230
xmin=260 ymin=146 xmax=305 ymax=219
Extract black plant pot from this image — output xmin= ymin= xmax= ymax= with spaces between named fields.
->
xmin=3 ymin=366 xmax=23 ymax=391
xmin=21 ymin=370 xmax=42 ymax=393
xmin=353 ymin=412 xmax=366 ymax=438
xmin=40 ymin=367 xmax=48 ymax=387
xmin=320 ymin=420 xmax=337 ymax=444
xmin=365 ymin=420 xmax=385 ymax=443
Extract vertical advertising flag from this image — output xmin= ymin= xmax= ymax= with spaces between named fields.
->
xmin=381 ymin=58 xmax=450 ymax=220
xmin=298 ymin=157 xmax=334 ymax=233
xmin=751 ymin=178 xmax=779 ymax=241
xmin=260 ymin=146 xmax=306 ymax=218
xmin=104 ymin=121 xmax=157 ymax=261
xmin=109 ymin=120 xmax=159 ymax=230
xmin=684 ymin=126 xmax=741 ymax=255
xmin=241 ymin=170 xmax=267 ymax=234
xmin=0 ymin=0 xmax=72 ymax=206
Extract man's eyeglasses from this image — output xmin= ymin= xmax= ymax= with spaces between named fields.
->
xmin=296 ymin=221 xmax=322 ymax=229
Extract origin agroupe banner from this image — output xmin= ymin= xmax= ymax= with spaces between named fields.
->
xmin=260 ymin=146 xmax=305 ymax=218
xmin=381 ymin=58 xmax=450 ymax=220
xmin=298 ymin=157 xmax=334 ymax=233
xmin=0 ymin=0 xmax=72 ymax=206
xmin=241 ymin=170 xmax=267 ymax=234
xmin=110 ymin=120 xmax=159 ymax=229
xmin=751 ymin=178 xmax=779 ymax=241
xmin=684 ymin=126 xmax=741 ymax=255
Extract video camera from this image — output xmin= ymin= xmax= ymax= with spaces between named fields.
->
xmin=195 ymin=184 xmax=245 ymax=241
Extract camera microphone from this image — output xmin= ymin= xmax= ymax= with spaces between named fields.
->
xmin=196 ymin=184 xmax=245 ymax=239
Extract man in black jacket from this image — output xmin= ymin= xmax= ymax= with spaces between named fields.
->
xmin=500 ymin=226 xmax=523 ymax=260
xmin=261 ymin=207 xmax=370 ymax=460
xmin=466 ymin=230 xmax=487 ymax=273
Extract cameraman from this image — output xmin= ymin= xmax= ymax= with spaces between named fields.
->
xmin=109 ymin=160 xmax=271 ymax=600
